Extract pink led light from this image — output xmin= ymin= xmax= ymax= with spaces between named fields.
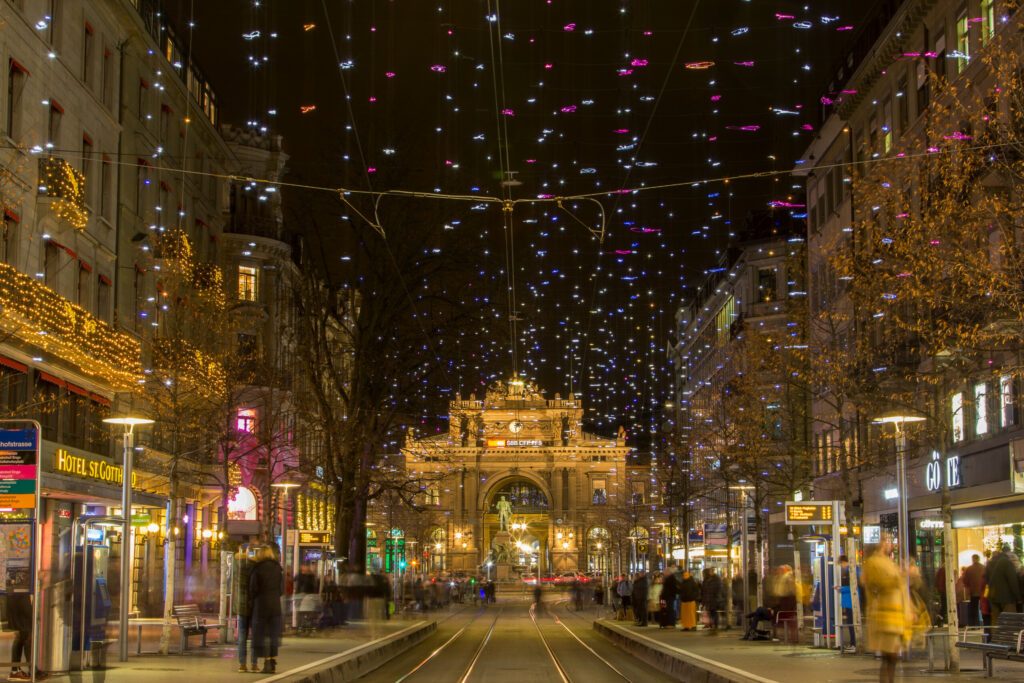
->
xmin=564 ymin=23 xmax=576 ymax=32
xmin=631 ymin=59 xmax=649 ymax=67
xmin=385 ymin=71 xmax=396 ymax=78
xmin=501 ymin=108 xmax=516 ymax=116
xmin=768 ymin=200 xmax=804 ymax=208
xmin=734 ymin=61 xmax=755 ymax=67
xmin=710 ymin=94 xmax=722 ymax=102
xmin=613 ymin=128 xmax=630 ymax=134
xmin=544 ymin=63 xmax=553 ymax=70
xmin=944 ymin=131 xmax=972 ymax=140
xmin=618 ymin=69 xmax=634 ymax=76
xmin=726 ymin=125 xmax=760 ymax=132
xmin=801 ymin=124 xmax=814 ymax=130
xmin=560 ymin=105 xmax=577 ymax=113
xmin=367 ymin=167 xmax=377 ymax=173
xmin=430 ymin=64 xmax=447 ymax=73
xmin=368 ymin=96 xmax=377 ymax=102
xmin=837 ymin=25 xmax=854 ymax=31
xmin=775 ymin=13 xmax=794 ymax=20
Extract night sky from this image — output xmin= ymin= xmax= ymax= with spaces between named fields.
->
xmin=164 ymin=0 xmax=872 ymax=441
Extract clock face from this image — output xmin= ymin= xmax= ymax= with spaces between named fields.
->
xmin=508 ymin=420 xmax=523 ymax=434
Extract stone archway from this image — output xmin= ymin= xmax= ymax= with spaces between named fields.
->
xmin=478 ymin=472 xmax=553 ymax=577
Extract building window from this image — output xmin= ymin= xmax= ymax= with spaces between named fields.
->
xmin=137 ymin=79 xmax=149 ymax=120
xmin=100 ymin=156 xmax=112 ymax=222
xmin=1001 ymin=375 xmax=1015 ymax=428
xmin=136 ymin=160 xmax=150 ymax=213
xmin=1 ymin=211 xmax=17 ymax=267
xmin=47 ymin=100 xmax=63 ymax=147
xmin=77 ymin=262 xmax=91 ymax=309
xmin=82 ymin=22 xmax=95 ymax=85
xmin=956 ymin=9 xmax=970 ymax=75
xmin=881 ymin=97 xmax=893 ymax=152
xmin=101 ymin=48 xmax=113 ymax=108
xmin=238 ymin=264 xmax=258 ymax=301
xmin=896 ymin=79 xmax=909 ymax=134
xmin=951 ymin=392 xmax=964 ymax=443
xmin=46 ymin=0 xmax=60 ymax=47
xmin=236 ymin=408 xmax=256 ymax=434
xmin=97 ymin=274 xmax=111 ymax=322
xmin=44 ymin=242 xmax=61 ymax=291
xmin=933 ymin=28 xmax=947 ymax=81
xmin=592 ymin=478 xmax=607 ymax=505
xmin=81 ymin=134 xmax=94 ymax=207
xmin=757 ymin=267 xmax=777 ymax=302
xmin=6 ymin=60 xmax=28 ymax=142
xmin=975 ymin=382 xmax=988 ymax=436
xmin=982 ymin=0 xmax=996 ymax=45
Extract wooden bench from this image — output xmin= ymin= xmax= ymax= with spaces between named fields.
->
xmin=172 ymin=604 xmax=221 ymax=652
xmin=956 ymin=611 xmax=1024 ymax=677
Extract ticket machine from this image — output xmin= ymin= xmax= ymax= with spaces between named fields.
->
xmin=71 ymin=533 xmax=112 ymax=668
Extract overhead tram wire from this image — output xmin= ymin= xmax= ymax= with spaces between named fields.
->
xmin=318 ymin=0 xmax=457 ymax=394
xmin=486 ymin=0 xmax=521 ymax=385
xmin=13 ymin=138 xmax=1016 ymax=214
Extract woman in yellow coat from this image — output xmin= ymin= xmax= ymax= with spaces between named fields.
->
xmin=862 ymin=539 xmax=907 ymax=683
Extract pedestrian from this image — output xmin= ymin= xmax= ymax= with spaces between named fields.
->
xmin=6 ymin=593 xmax=39 ymax=681
xmin=659 ymin=566 xmax=679 ymax=628
xmin=863 ymin=539 xmax=907 ymax=683
xmin=985 ymin=543 xmax=1021 ymax=621
xmin=934 ymin=563 xmax=947 ymax=626
xmin=701 ymin=568 xmax=723 ymax=634
xmin=235 ymin=544 xmax=258 ymax=672
xmin=647 ymin=573 xmax=662 ymax=622
xmin=616 ymin=574 xmax=633 ymax=620
xmin=249 ymin=545 xmax=284 ymax=674
xmin=632 ymin=571 xmax=649 ymax=626
xmin=839 ymin=555 xmax=856 ymax=650
xmin=678 ymin=570 xmax=700 ymax=631
xmin=963 ymin=553 xmax=986 ymax=627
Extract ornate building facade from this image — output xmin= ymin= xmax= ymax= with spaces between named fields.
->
xmin=401 ymin=380 xmax=649 ymax=578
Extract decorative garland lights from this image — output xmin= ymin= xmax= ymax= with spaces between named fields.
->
xmin=152 ymin=337 xmax=227 ymax=401
xmin=0 ymin=262 xmax=141 ymax=389
xmin=38 ymin=158 xmax=89 ymax=230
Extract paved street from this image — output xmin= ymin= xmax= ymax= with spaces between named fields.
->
xmin=358 ymin=594 xmax=674 ymax=683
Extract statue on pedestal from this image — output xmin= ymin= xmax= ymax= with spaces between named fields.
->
xmin=496 ymin=495 xmax=513 ymax=531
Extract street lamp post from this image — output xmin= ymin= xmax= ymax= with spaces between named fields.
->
xmin=872 ymin=414 xmax=926 ymax=572
xmin=271 ymin=482 xmax=299 ymax=628
xmin=103 ymin=416 xmax=154 ymax=663
xmin=731 ymin=485 xmax=755 ymax=624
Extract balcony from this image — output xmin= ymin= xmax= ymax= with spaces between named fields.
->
xmin=0 ymin=262 xmax=141 ymax=388
xmin=38 ymin=157 xmax=89 ymax=230
xmin=227 ymin=215 xmax=283 ymax=241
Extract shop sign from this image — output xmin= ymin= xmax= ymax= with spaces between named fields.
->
xmin=54 ymin=448 xmax=137 ymax=487
xmin=486 ymin=439 xmax=544 ymax=447
xmin=918 ymin=519 xmax=944 ymax=530
xmin=863 ymin=525 xmax=881 ymax=544
xmin=703 ymin=523 xmax=727 ymax=549
xmin=131 ymin=513 xmax=152 ymax=526
xmin=0 ymin=429 xmax=37 ymax=510
xmin=785 ymin=501 xmax=835 ymax=524
xmin=925 ymin=451 xmax=961 ymax=493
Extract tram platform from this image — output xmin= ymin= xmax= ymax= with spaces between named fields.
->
xmin=593 ymin=618 xmax=1024 ymax=682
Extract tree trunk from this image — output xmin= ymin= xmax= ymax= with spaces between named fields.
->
xmin=159 ymin=494 xmax=178 ymax=654
xmin=942 ymin=477 xmax=960 ymax=671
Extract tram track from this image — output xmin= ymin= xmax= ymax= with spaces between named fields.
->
xmin=529 ymin=600 xmax=634 ymax=683
xmin=392 ymin=606 xmax=503 ymax=683
xmin=362 ymin=593 xmax=667 ymax=683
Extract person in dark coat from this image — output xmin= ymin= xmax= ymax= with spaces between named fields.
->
xmin=985 ymin=545 xmax=1022 ymax=622
xmin=6 ymin=593 xmax=34 ymax=680
xmin=249 ymin=545 xmax=284 ymax=674
xmin=631 ymin=571 xmax=649 ymax=626
xmin=235 ymin=544 xmax=258 ymax=672
xmin=659 ymin=567 xmax=680 ymax=628
xmin=679 ymin=570 xmax=701 ymax=630
xmin=701 ymin=568 xmax=724 ymax=633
